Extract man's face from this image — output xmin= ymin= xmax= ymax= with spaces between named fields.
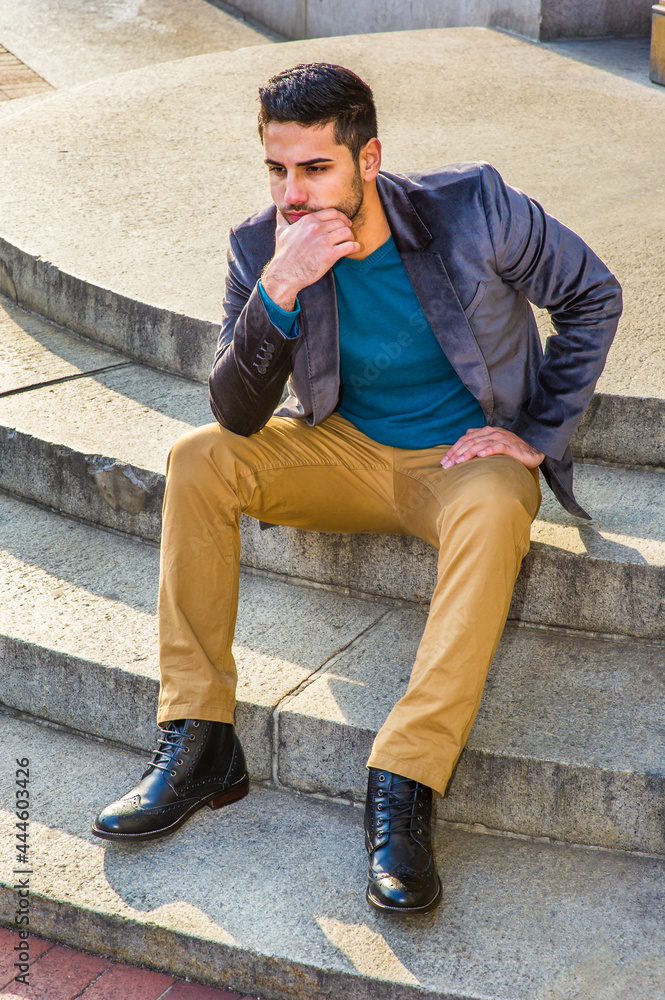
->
xmin=263 ymin=120 xmax=364 ymax=225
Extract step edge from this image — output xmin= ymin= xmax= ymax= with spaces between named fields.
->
xmin=0 ymin=887 xmax=455 ymax=1000
xmin=2 ymin=236 xmax=664 ymax=465
xmin=0 ymin=236 xmax=216 ymax=384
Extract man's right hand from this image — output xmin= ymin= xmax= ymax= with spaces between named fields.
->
xmin=261 ymin=209 xmax=360 ymax=311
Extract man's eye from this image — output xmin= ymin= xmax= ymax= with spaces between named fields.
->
xmin=307 ymin=166 xmax=326 ymax=173
xmin=268 ymin=166 xmax=285 ymax=174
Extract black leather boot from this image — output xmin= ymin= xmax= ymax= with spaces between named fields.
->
xmin=92 ymin=719 xmax=248 ymax=841
xmin=364 ymin=767 xmax=442 ymax=914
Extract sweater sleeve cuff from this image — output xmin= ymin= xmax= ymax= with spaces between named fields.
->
xmin=258 ymin=280 xmax=301 ymax=338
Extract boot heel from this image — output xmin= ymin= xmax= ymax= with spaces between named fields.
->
xmin=208 ymin=775 xmax=250 ymax=810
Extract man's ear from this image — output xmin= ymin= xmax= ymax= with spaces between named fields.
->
xmin=360 ymin=138 xmax=382 ymax=182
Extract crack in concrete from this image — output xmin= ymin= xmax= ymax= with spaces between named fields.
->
xmin=0 ymin=361 xmax=132 ymax=399
xmin=269 ymin=610 xmax=393 ymax=787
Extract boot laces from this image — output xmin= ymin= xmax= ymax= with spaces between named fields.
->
xmin=378 ymin=776 xmax=424 ymax=836
xmin=146 ymin=721 xmax=193 ymax=776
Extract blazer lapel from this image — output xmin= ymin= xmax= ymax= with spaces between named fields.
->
xmin=377 ymin=173 xmax=494 ymax=418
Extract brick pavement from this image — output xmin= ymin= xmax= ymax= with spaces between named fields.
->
xmin=0 ymin=929 xmax=259 ymax=1000
xmin=0 ymin=45 xmax=52 ymax=101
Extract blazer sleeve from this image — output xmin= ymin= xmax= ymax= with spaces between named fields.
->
xmin=209 ymin=228 xmax=302 ymax=436
xmin=479 ymin=163 xmax=623 ymax=461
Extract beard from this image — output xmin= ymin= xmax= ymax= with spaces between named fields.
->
xmin=335 ymin=163 xmax=365 ymax=224
xmin=283 ymin=162 xmax=365 ymax=226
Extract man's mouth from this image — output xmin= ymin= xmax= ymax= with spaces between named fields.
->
xmin=284 ymin=210 xmax=310 ymax=222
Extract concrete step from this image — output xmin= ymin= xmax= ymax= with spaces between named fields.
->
xmin=3 ymin=288 xmax=664 ymax=477
xmin=0 ymin=312 xmax=663 ymax=640
xmin=0 ymin=294 xmax=210 ymax=540
xmin=1 ymin=302 xmax=664 ymax=639
xmin=242 ymin=463 xmax=665 ymax=640
xmin=1 ymin=712 xmax=665 ymax=1000
xmin=0 ymin=31 xmax=662 ymax=405
xmin=0 ymin=490 xmax=385 ymax=787
xmin=1 ymin=491 xmax=664 ymax=854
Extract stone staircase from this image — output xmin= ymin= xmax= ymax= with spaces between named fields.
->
xmin=1 ymin=26 xmax=664 ymax=1000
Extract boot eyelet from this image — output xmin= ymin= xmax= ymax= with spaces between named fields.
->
xmin=189 ymin=735 xmax=196 ymax=741
xmin=170 ymin=770 xmax=176 ymax=776
xmin=183 ymin=747 xmax=190 ymax=753
xmin=193 ymin=721 xmax=200 ymax=727
xmin=177 ymin=759 xmax=183 ymax=765
xmin=379 ymin=774 xmax=385 ymax=781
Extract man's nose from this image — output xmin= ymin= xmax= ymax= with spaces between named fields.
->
xmin=283 ymin=172 xmax=307 ymax=206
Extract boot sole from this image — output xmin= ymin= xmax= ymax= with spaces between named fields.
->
xmin=365 ymin=878 xmax=442 ymax=915
xmin=91 ymin=774 xmax=250 ymax=842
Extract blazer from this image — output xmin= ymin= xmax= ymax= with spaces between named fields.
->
xmin=209 ymin=162 xmax=623 ymax=519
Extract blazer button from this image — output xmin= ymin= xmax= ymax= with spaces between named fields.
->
xmin=257 ymin=365 xmax=267 ymax=374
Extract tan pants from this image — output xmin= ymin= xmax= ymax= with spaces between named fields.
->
xmin=157 ymin=412 xmax=541 ymax=795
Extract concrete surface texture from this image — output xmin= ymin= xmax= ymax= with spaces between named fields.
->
xmin=0 ymin=298 xmax=663 ymax=643
xmin=0 ymin=489 xmax=664 ymax=853
xmin=0 ymin=295 xmax=124 ymax=391
xmin=280 ymin=617 xmax=665 ymax=852
xmin=0 ymin=0 xmax=270 ymax=89
xmin=0 ymin=31 xmax=662 ymax=399
xmin=2 ymin=714 xmax=665 ymax=1000
xmin=545 ymin=35 xmax=660 ymax=88
xmin=221 ymin=0 xmax=651 ymax=42
xmin=239 ymin=472 xmax=665 ymax=638
xmin=0 ymin=89 xmax=52 ymax=122
xmin=0 ymin=490 xmax=383 ymax=781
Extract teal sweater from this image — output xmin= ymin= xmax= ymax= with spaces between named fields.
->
xmin=259 ymin=235 xmax=485 ymax=448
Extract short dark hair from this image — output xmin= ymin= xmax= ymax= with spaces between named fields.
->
xmin=258 ymin=62 xmax=377 ymax=160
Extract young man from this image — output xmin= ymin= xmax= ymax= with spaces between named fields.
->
xmin=93 ymin=63 xmax=622 ymax=915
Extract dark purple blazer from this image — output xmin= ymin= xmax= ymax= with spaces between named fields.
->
xmin=210 ymin=162 xmax=623 ymax=519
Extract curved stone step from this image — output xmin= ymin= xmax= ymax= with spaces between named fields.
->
xmin=0 ymin=30 xmax=662 ymax=406
xmin=1 ymin=713 xmax=665 ymax=1000
xmin=0 ymin=490 xmax=384 ymax=784
xmin=0 ymin=296 xmax=663 ymax=638
xmin=1 ymin=492 xmax=664 ymax=854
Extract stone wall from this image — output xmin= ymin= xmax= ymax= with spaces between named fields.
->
xmin=222 ymin=0 xmax=652 ymax=41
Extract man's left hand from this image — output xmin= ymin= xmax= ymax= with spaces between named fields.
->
xmin=441 ymin=427 xmax=545 ymax=469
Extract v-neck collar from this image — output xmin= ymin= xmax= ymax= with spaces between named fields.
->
xmin=334 ymin=235 xmax=396 ymax=276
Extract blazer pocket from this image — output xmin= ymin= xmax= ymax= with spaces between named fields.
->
xmin=463 ymin=281 xmax=487 ymax=319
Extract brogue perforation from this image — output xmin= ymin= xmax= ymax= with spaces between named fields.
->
xmin=92 ymin=720 xmax=249 ymax=842
xmin=364 ymin=767 xmax=441 ymax=914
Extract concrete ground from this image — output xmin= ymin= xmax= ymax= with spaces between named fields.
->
xmin=542 ymin=35 xmax=660 ymax=91
xmin=0 ymin=926 xmax=257 ymax=999
xmin=0 ymin=0 xmax=272 ymax=89
xmin=3 ymin=713 xmax=665 ymax=1000
xmin=0 ymin=29 xmax=662 ymax=397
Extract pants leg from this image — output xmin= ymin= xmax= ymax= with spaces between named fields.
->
xmin=367 ymin=450 xmax=541 ymax=795
xmin=159 ymin=411 xmax=541 ymax=797
xmin=157 ymin=413 xmax=401 ymax=725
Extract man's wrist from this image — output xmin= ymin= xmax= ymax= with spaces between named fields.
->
xmin=261 ymin=266 xmax=300 ymax=312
